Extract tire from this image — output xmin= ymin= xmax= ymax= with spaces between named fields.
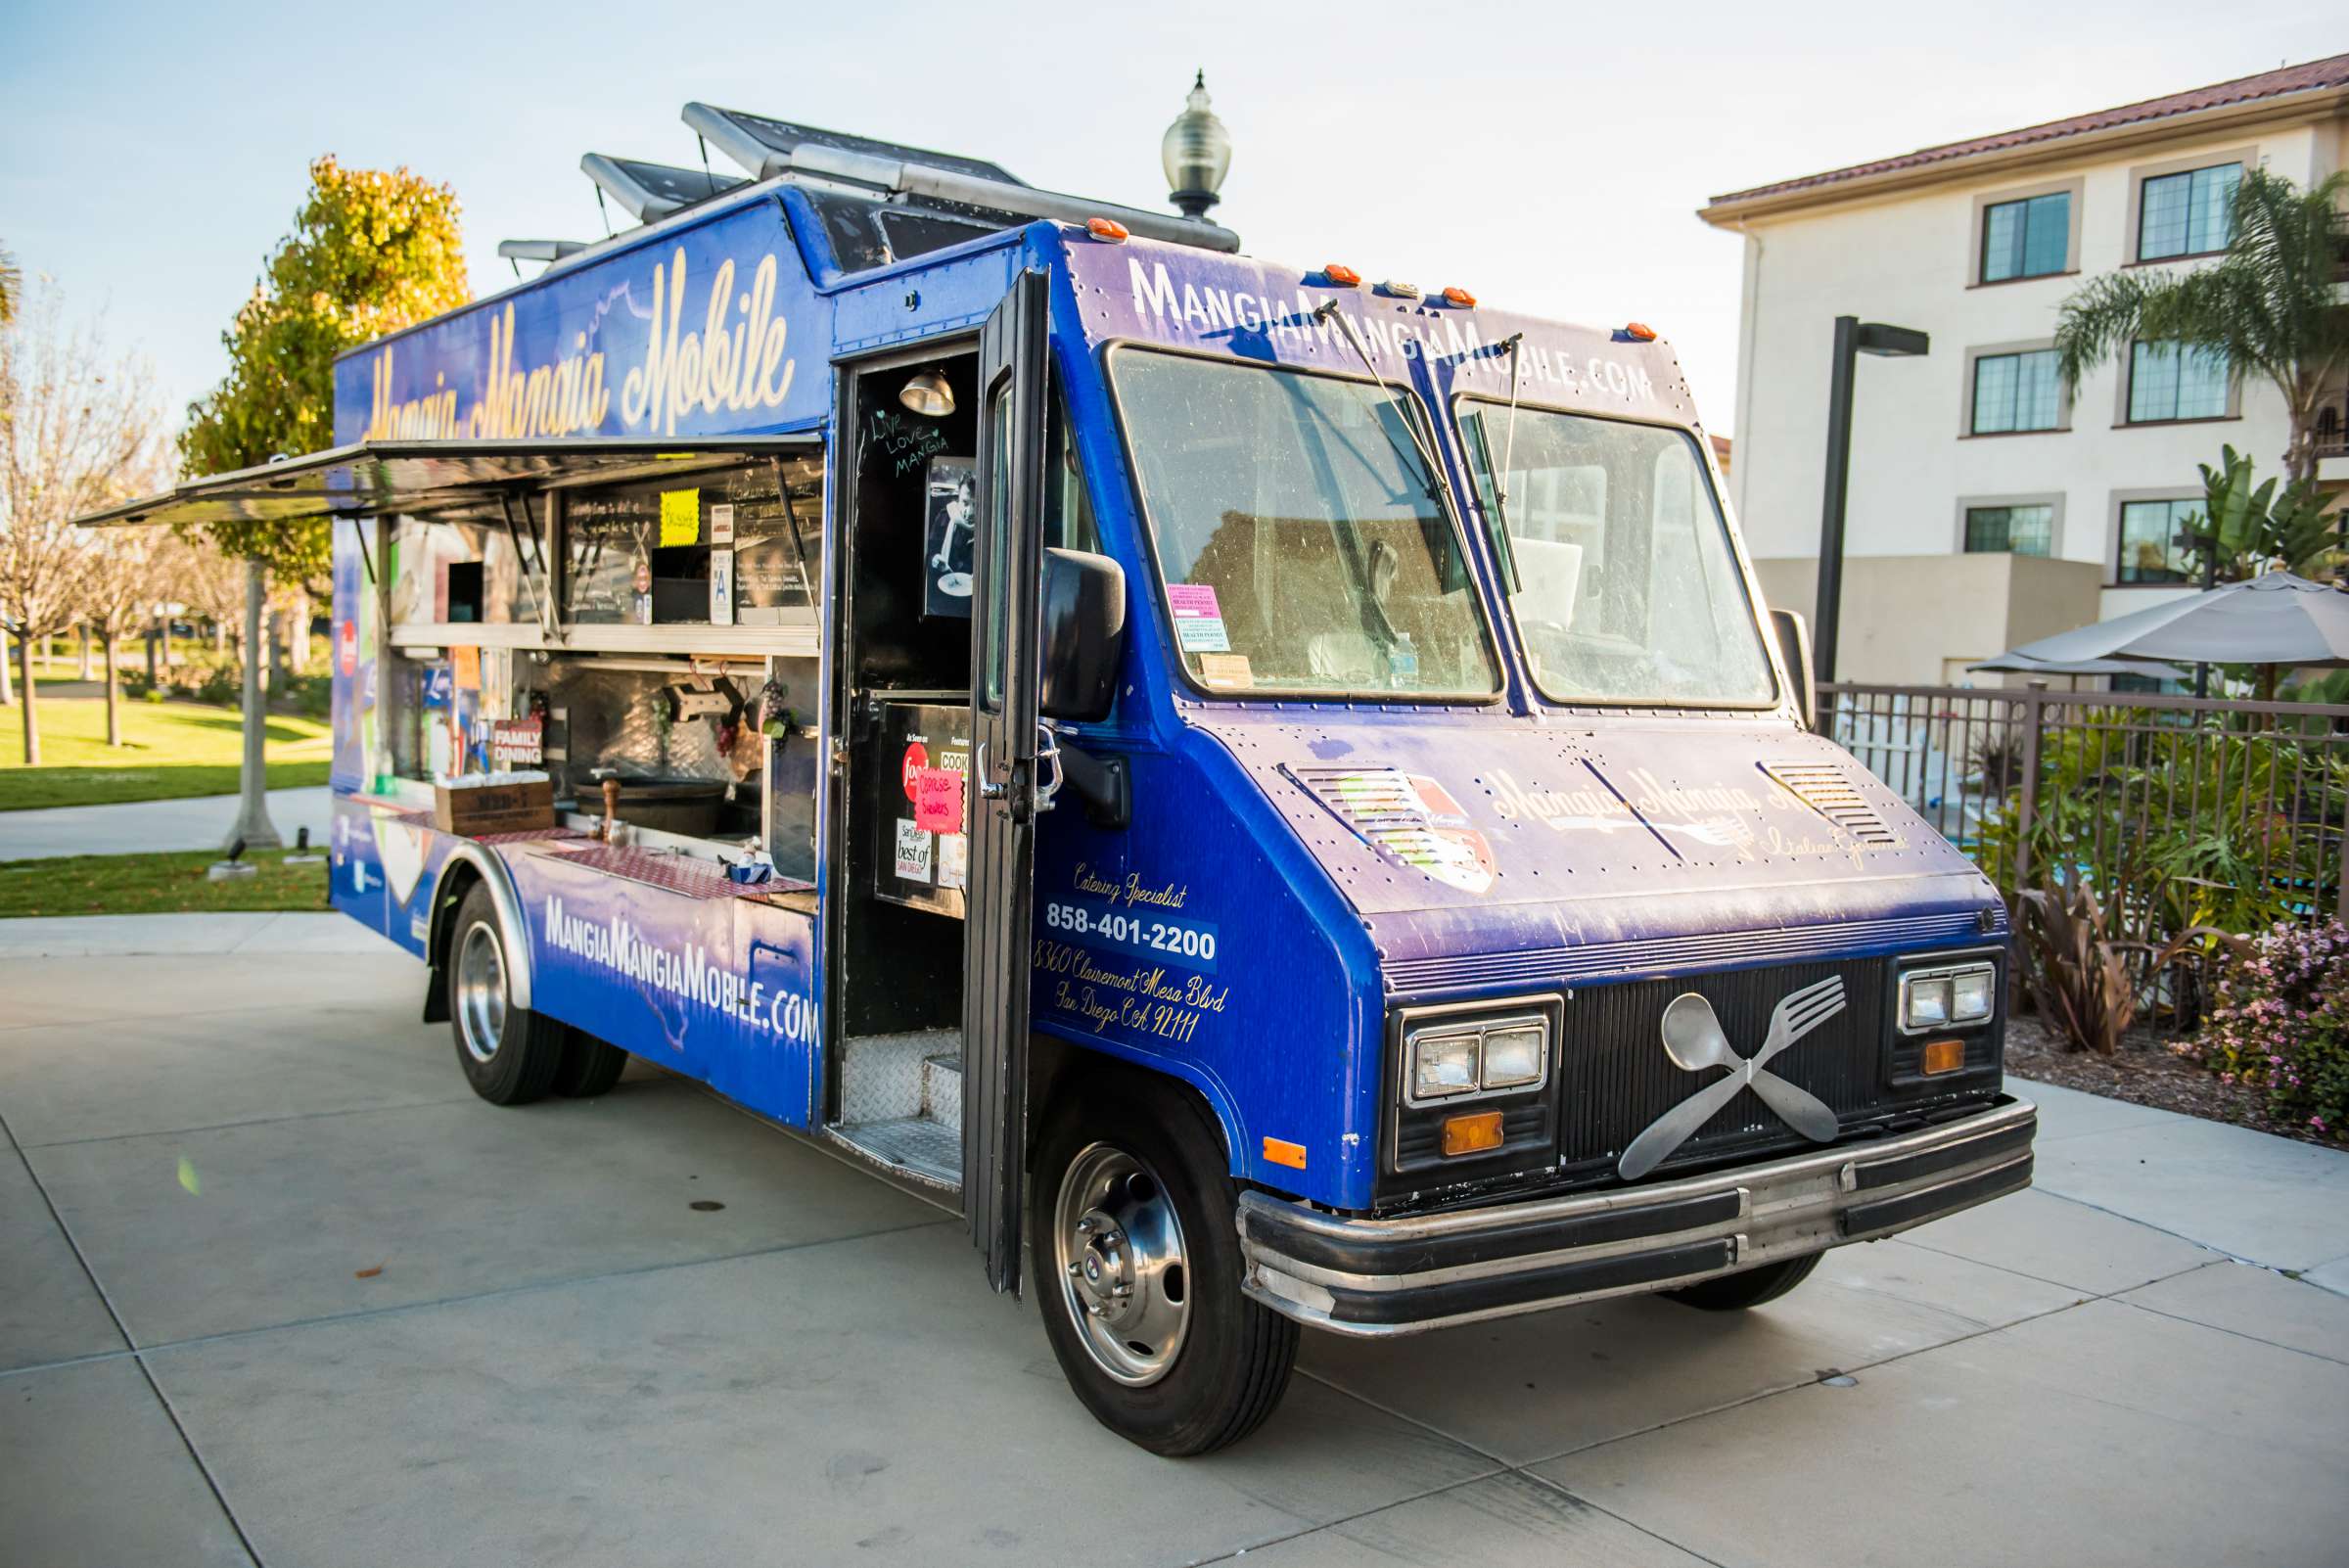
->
xmin=1661 ymin=1251 xmax=1821 ymax=1312
xmin=552 ymin=1028 xmax=628 ymax=1098
xmin=446 ymin=884 xmax=566 ymax=1106
xmin=1031 ymin=1073 xmax=1298 ymax=1456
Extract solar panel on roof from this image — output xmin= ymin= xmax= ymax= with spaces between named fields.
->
xmin=681 ymin=105 xmax=1025 ymax=188
xmin=580 ymin=154 xmax=745 ymax=223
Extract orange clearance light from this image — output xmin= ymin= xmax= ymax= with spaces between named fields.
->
xmin=1921 ymin=1038 xmax=1966 ymax=1076
xmin=1322 ymin=262 xmax=1361 ymax=287
xmin=1263 ymin=1136 xmax=1308 ymax=1170
xmin=1086 ymin=217 xmax=1130 ymax=243
xmin=1441 ymin=285 xmax=1477 ymax=307
xmin=1624 ymin=322 xmax=1658 ymax=342
xmin=1440 ymin=1111 xmax=1505 ymax=1157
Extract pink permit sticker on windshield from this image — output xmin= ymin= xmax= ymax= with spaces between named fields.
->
xmin=1167 ymin=582 xmax=1230 ymax=653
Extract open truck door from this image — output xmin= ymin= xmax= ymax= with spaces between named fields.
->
xmin=963 ymin=268 xmax=1051 ymax=1294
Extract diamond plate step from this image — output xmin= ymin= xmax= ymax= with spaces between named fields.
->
xmin=827 ymin=1115 xmax=960 ymax=1187
xmin=838 ymin=1029 xmax=958 ymax=1125
xmin=922 ymin=1053 xmax=963 ymax=1133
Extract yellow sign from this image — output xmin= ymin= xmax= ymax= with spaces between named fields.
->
xmin=660 ymin=488 xmax=701 ymax=547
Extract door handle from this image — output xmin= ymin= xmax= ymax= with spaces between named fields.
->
xmin=975 ymin=742 xmax=1007 ymax=801
xmin=1033 ymin=722 xmax=1064 ymax=814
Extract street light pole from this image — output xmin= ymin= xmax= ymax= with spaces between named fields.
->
xmin=1813 ymin=316 xmax=1929 ymax=686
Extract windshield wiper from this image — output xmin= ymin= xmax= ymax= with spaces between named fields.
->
xmin=1312 ymin=299 xmax=1450 ymax=507
xmin=1484 ymin=333 xmax=1526 ymax=594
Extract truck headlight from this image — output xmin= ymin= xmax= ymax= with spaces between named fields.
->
xmin=1409 ymin=1029 xmax=1481 ymax=1101
xmin=1900 ymin=961 xmax=1996 ymax=1033
xmin=1404 ymin=1011 xmax=1551 ymax=1105
xmin=1481 ymin=1024 xmax=1546 ymax=1088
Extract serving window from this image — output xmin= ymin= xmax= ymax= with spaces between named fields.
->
xmin=561 ymin=456 xmax=822 ymax=626
xmin=370 ymin=444 xmax=828 ymax=871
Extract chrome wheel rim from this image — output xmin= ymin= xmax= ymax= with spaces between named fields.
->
xmin=455 ymin=921 xmax=507 ymax=1064
xmin=1052 ymin=1142 xmax=1190 ymax=1387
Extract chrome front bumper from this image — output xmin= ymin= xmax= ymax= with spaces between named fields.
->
xmin=1236 ymin=1096 xmax=2036 ymax=1337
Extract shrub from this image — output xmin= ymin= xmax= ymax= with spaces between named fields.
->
xmin=2181 ymin=920 xmax=2349 ymax=1137
xmin=2016 ymin=868 xmax=2238 ymax=1054
xmin=194 ymin=664 xmax=241 ymax=707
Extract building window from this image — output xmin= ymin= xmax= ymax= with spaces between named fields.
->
xmin=1963 ymin=504 xmax=2055 ymax=557
xmin=2116 ymin=498 xmax=2197 ymax=583
xmin=2138 ymin=162 xmax=2241 ymax=261
xmin=1971 ymin=349 xmax=2062 ymax=434
xmin=1980 ymin=191 xmax=2070 ymax=282
xmin=2127 ymin=342 xmax=2231 ymax=423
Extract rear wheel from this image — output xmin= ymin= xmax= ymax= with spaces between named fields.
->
xmin=1032 ymin=1074 xmax=1297 ymax=1456
xmin=552 ymin=1028 xmax=628 ymax=1098
xmin=447 ymin=884 xmax=566 ymax=1105
xmin=1661 ymin=1251 xmax=1820 ymax=1311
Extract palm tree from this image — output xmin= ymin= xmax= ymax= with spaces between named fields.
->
xmin=2054 ymin=168 xmax=2349 ymax=485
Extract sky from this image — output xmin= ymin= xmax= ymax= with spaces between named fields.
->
xmin=2 ymin=2 xmax=2338 ymax=440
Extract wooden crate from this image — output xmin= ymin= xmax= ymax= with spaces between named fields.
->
xmin=434 ymin=778 xmax=556 ymax=837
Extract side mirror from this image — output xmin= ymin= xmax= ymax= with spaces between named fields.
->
xmin=1769 ymin=609 xmax=1818 ymax=732
xmin=1039 ymin=548 xmax=1126 ymax=722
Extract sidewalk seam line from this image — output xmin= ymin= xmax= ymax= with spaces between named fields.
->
xmin=1284 ymin=1368 xmax=1729 ymax=1568
xmin=20 ymin=1093 xmax=491 ymax=1150
xmin=13 ymin=1215 xmax=961 ymax=1374
xmin=0 ymin=1100 xmax=267 ymax=1566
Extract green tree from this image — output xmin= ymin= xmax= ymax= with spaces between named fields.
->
xmin=2054 ymin=168 xmax=2349 ymax=486
xmin=2176 ymin=444 xmax=2341 ymax=583
xmin=179 ymin=157 xmax=467 ymax=847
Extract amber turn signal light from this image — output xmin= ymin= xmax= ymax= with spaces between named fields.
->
xmin=1086 ymin=217 xmax=1129 ymax=242
xmin=1440 ymin=1110 xmax=1505 ymax=1157
xmin=1921 ymin=1038 xmax=1966 ymax=1076
xmin=1262 ymin=1135 xmax=1307 ymax=1169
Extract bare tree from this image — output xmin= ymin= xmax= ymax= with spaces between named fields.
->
xmin=80 ymin=529 xmax=164 ymax=746
xmin=0 ymin=278 xmax=168 ymax=764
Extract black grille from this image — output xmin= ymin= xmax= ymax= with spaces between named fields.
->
xmin=1560 ymin=958 xmax=1889 ymax=1177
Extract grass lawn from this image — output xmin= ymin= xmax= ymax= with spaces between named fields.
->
xmin=0 ymin=847 xmax=330 ymax=917
xmin=0 ymin=694 xmax=332 ymax=810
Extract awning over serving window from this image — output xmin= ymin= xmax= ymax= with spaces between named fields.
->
xmin=71 ymin=437 xmax=822 ymax=530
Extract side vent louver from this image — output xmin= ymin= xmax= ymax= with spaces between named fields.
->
xmin=1761 ymin=762 xmax=1898 ymax=846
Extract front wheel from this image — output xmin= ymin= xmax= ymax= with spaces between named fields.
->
xmin=1032 ymin=1075 xmax=1297 ymax=1456
xmin=1661 ymin=1251 xmax=1820 ymax=1311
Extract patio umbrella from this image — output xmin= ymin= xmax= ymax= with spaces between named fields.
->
xmin=1965 ymin=652 xmax=2188 ymax=680
xmin=1995 ymin=573 xmax=2349 ymax=670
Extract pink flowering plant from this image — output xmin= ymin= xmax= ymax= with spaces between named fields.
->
xmin=2181 ymin=919 xmax=2349 ymax=1137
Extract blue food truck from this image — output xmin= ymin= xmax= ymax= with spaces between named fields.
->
xmin=90 ymin=107 xmax=2035 ymax=1454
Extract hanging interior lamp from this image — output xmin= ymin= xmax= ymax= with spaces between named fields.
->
xmin=899 ymin=370 xmax=954 ymax=418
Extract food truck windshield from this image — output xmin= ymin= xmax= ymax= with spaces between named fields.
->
xmin=1454 ymin=399 xmax=1778 ymax=709
xmin=1111 ymin=350 xmax=1500 ymax=701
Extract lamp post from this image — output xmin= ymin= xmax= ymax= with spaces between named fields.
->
xmin=1161 ymin=71 xmax=1231 ymax=220
xmin=1815 ymin=315 xmax=1928 ymax=684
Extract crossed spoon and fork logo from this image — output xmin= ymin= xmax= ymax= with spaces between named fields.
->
xmin=1617 ymin=975 xmax=1847 ymax=1180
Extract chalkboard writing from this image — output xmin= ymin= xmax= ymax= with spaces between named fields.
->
xmin=867 ymin=405 xmax=948 ymax=479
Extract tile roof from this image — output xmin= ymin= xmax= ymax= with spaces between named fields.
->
xmin=1708 ymin=53 xmax=2349 ymax=209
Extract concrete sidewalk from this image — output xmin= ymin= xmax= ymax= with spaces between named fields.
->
xmin=2 ymin=929 xmax=2342 ymax=1567
xmin=0 ymin=786 xmax=334 ymax=862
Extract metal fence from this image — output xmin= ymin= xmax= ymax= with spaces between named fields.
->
xmin=1822 ymin=682 xmax=2349 ymax=1017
